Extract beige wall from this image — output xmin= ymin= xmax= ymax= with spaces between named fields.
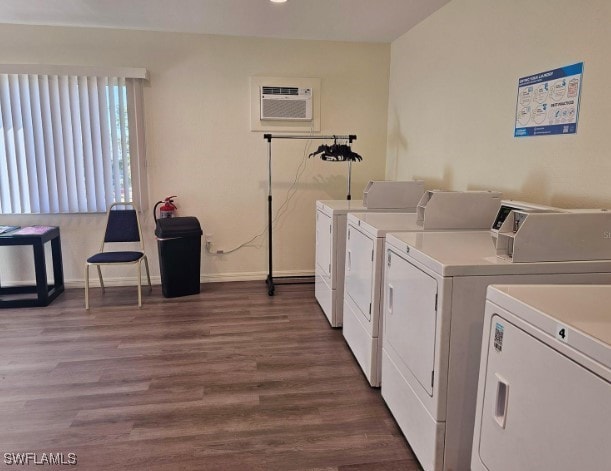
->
xmin=387 ymin=0 xmax=611 ymax=208
xmin=0 ymin=25 xmax=390 ymax=287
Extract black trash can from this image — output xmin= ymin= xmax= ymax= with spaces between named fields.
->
xmin=155 ymin=217 xmax=203 ymax=298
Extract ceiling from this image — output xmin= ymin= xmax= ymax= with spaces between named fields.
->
xmin=0 ymin=0 xmax=450 ymax=43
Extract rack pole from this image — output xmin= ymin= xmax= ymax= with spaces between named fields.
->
xmin=265 ymin=135 xmax=274 ymax=295
xmin=347 ymin=160 xmax=352 ymax=200
xmin=346 ymin=135 xmax=356 ymax=200
xmin=263 ymin=134 xmax=356 ymax=141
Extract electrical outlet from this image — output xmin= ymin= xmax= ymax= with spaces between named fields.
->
xmin=205 ymin=234 xmax=213 ymax=251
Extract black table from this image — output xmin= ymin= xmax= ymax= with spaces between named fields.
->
xmin=0 ymin=226 xmax=64 ymax=308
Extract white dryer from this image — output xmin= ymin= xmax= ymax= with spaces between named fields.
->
xmin=343 ymin=192 xmax=508 ymax=386
xmin=343 ymin=198 xmax=559 ymax=387
xmin=315 ymin=200 xmax=414 ymax=327
xmin=471 ymin=284 xmax=611 ymax=471
xmin=380 ymin=221 xmax=611 ymax=471
xmin=315 ymin=181 xmax=425 ymax=327
xmin=343 ymin=213 xmax=419 ymax=386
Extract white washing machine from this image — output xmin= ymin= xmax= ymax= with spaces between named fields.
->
xmin=471 ymin=284 xmax=611 ymax=471
xmin=315 ymin=181 xmax=425 ymax=327
xmin=380 ymin=213 xmax=611 ymax=471
xmin=343 ymin=191 xmax=509 ymax=386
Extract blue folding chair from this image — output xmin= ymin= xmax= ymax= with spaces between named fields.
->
xmin=85 ymin=202 xmax=152 ymax=309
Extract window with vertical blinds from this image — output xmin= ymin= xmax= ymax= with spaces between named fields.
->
xmin=0 ymin=67 xmax=147 ymax=214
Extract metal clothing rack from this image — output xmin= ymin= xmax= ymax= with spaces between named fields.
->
xmin=263 ymin=133 xmax=357 ymax=296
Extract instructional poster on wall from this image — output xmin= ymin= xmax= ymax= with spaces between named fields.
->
xmin=514 ymin=62 xmax=583 ymax=137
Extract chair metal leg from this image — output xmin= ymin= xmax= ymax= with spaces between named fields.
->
xmin=97 ymin=266 xmax=105 ymax=293
xmin=137 ymin=262 xmax=142 ymax=308
xmin=144 ymin=256 xmax=152 ymax=291
xmin=85 ymin=264 xmax=90 ymax=310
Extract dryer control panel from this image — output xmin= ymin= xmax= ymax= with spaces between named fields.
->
xmin=496 ymin=210 xmax=611 ymax=262
xmin=415 ymin=190 xmax=502 ymax=230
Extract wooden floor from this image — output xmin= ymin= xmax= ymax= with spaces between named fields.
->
xmin=0 ymin=281 xmax=421 ymax=470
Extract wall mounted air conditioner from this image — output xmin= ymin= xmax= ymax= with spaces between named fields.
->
xmin=260 ymin=86 xmax=312 ymax=121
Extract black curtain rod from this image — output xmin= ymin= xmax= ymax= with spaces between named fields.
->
xmin=264 ymin=133 xmax=356 ymax=143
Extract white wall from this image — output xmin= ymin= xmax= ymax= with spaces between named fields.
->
xmin=387 ymin=0 xmax=611 ymax=208
xmin=0 ymin=25 xmax=390 ymax=288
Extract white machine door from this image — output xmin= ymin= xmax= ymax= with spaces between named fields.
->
xmin=477 ymin=315 xmax=611 ymax=471
xmin=315 ymin=209 xmax=332 ymax=278
xmin=345 ymin=225 xmax=375 ymax=321
xmin=385 ymin=250 xmax=438 ymax=396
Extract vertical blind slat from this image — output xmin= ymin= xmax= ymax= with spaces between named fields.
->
xmin=62 ymin=75 xmax=77 ymax=212
xmin=39 ymin=75 xmax=60 ymax=214
xmin=5 ymin=75 xmax=21 ymax=213
xmin=80 ymin=76 xmax=96 ymax=212
xmin=107 ymin=77 xmax=120 ymax=203
xmin=9 ymin=75 xmax=29 ymax=213
xmin=0 ymin=75 xmax=13 ymax=213
xmin=29 ymin=76 xmax=50 ymax=213
xmin=18 ymin=74 xmax=37 ymax=213
xmin=118 ymin=77 xmax=131 ymax=202
xmin=49 ymin=75 xmax=69 ymax=212
xmin=68 ymin=75 xmax=87 ymax=212
xmin=98 ymin=77 xmax=113 ymax=209
xmin=89 ymin=77 xmax=106 ymax=211
xmin=52 ymin=75 xmax=71 ymax=213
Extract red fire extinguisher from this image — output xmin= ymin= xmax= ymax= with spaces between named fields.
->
xmin=154 ymin=196 xmax=177 ymax=223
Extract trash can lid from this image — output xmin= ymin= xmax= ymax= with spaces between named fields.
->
xmin=155 ymin=216 xmax=203 ymax=238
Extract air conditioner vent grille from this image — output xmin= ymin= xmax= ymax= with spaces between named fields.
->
xmin=260 ymin=86 xmax=312 ymax=121
xmin=262 ymin=100 xmax=307 ymax=120
xmin=262 ymin=86 xmax=299 ymax=95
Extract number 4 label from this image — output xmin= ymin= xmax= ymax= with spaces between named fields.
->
xmin=555 ymin=324 xmax=569 ymax=343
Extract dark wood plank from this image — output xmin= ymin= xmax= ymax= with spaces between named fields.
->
xmin=0 ymin=281 xmax=421 ymax=470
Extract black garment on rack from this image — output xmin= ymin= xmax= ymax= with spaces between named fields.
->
xmin=309 ymin=143 xmax=363 ymax=162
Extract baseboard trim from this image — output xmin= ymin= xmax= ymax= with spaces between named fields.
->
xmin=60 ymin=270 xmax=315 ymax=289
